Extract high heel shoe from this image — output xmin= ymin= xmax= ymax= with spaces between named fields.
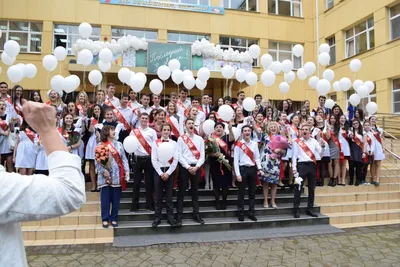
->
xmin=328 ymin=178 xmax=333 ymax=186
xmin=331 ymin=179 xmax=336 ymax=187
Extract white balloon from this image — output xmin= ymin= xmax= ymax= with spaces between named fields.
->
xmin=183 ymin=76 xmax=195 ymax=90
xmin=4 ymin=40 xmax=20 ymax=57
xmin=281 ymin=60 xmax=293 ymax=74
xmin=168 ymin=59 xmax=181 ymax=72
xmin=182 ymin=70 xmax=193 ymax=78
xmin=53 ymin=46 xmax=67 ymax=61
xmin=77 ymin=49 xmax=93 ymax=67
xmin=279 ymin=82 xmax=290 ymax=94
xmin=261 ymin=54 xmax=273 ymax=68
xmin=232 ymin=127 xmax=241 ymax=141
xmin=149 ymin=79 xmax=163 ymax=94
xmin=222 ymin=65 xmax=234 ymax=79
xmin=292 ymin=44 xmax=304 ymax=57
xmin=243 ymin=97 xmax=256 ymax=112
xmin=7 ymin=65 xmax=24 ymax=83
xmin=197 ymin=67 xmax=210 ymax=82
xmin=316 ymin=79 xmax=331 ymax=95
xmin=366 ymin=102 xmax=378 ymax=115
xmin=218 ymin=105 xmax=234 ymax=122
xmin=50 ymin=75 xmax=65 ymax=92
xmin=319 ymin=43 xmax=330 ymax=54
xmin=270 ymin=61 xmax=282 ymax=74
xmin=195 ymin=78 xmax=207 ymax=90
xmin=16 ymin=63 xmax=27 ymax=78
xmin=350 ymin=59 xmax=362 ymax=72
xmin=357 ymin=85 xmax=369 ymax=98
xmin=123 ymin=136 xmax=139 ymax=153
xmin=88 ymin=70 xmax=102 ymax=86
xmin=339 ymin=77 xmax=351 ymax=91
xmin=322 ymin=69 xmax=335 ymax=81
xmin=157 ymin=65 xmax=171 ymax=81
xmin=284 ymin=71 xmax=296 ymax=84
xmin=1 ymin=52 xmax=15 ymax=66
xmin=130 ymin=75 xmax=145 ymax=93
xmin=297 ymin=68 xmax=307 ymax=81
xmin=202 ymin=119 xmax=216 ymax=135
xmin=261 ymin=70 xmax=276 ymax=87
xmin=333 ymin=81 xmax=341 ymax=92
xmin=303 ymin=62 xmax=316 ymax=76
xmin=349 ymin=94 xmax=361 ymax=106
xmin=365 ymin=81 xmax=375 ymax=93
xmin=248 ymin=44 xmax=261 ymax=59
xmin=63 ymin=75 xmax=80 ymax=93
xmin=118 ymin=68 xmax=131 ymax=84
xmin=42 ymin=55 xmax=58 ymax=72
xmin=79 ymin=22 xmax=93 ymax=39
xmin=157 ymin=142 xmax=175 ymax=163
xmin=98 ymin=61 xmax=111 ymax=72
xmin=308 ymin=76 xmax=319 ymax=89
xmin=136 ymin=72 xmax=147 ymax=85
xmin=245 ymin=72 xmax=258 ymax=86
xmin=235 ymin=68 xmax=247 ymax=83
xmin=25 ymin=63 xmax=37 ymax=79
xmin=325 ymin=99 xmax=335 ymax=109
xmin=172 ymin=69 xmax=184 ymax=85
xmin=99 ymin=48 xmax=113 ymax=63
xmin=318 ymin=52 xmax=330 ymax=66
xmin=353 ymin=79 xmax=363 ymax=90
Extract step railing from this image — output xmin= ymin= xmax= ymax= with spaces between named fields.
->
xmin=381 ymin=147 xmax=400 ymax=187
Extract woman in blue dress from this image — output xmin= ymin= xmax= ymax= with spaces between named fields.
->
xmin=260 ymin=121 xmax=287 ymax=209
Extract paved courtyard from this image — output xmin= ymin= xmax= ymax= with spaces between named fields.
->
xmin=26 ymin=225 xmax=400 ymax=267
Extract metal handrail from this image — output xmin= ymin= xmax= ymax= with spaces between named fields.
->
xmin=383 ymin=130 xmax=398 ymax=140
xmin=384 ymin=147 xmax=400 ymax=161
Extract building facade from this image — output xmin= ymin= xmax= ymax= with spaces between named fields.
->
xmin=0 ymin=0 xmax=399 ymax=113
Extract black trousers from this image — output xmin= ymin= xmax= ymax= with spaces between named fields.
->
xmin=349 ymin=160 xmax=364 ymax=182
xmin=294 ymin=162 xmax=316 ymax=210
xmin=132 ymin=156 xmax=154 ymax=209
xmin=154 ymin=167 xmax=174 ymax=221
xmin=237 ymin=166 xmax=256 ymax=216
xmin=176 ymin=164 xmax=200 ymax=215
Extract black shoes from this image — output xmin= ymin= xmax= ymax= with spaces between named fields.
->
xmin=175 ymin=215 xmax=182 ymax=227
xmin=349 ymin=179 xmax=354 ymax=185
xmin=130 ymin=207 xmax=138 ymax=213
xmin=248 ymin=215 xmax=257 ymax=222
xmin=146 ymin=205 xmax=155 ymax=212
xmin=238 ymin=214 xmax=244 ymax=221
xmin=328 ymin=178 xmax=333 ymax=186
xmin=193 ymin=214 xmax=205 ymax=225
xmin=355 ymin=180 xmax=360 ymax=186
xmin=306 ymin=210 xmax=319 ymax=218
xmin=331 ymin=179 xmax=336 ymax=187
xmin=152 ymin=219 xmax=161 ymax=228
xmin=294 ymin=209 xmax=300 ymax=218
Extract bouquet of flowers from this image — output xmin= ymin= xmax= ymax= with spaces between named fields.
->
xmin=67 ymin=131 xmax=81 ymax=147
xmin=95 ymin=144 xmax=111 ymax=184
xmin=205 ymin=137 xmax=232 ymax=171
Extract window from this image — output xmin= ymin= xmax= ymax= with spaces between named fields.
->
xmin=326 ymin=0 xmax=334 ymax=9
xmin=0 ymin=21 xmax=42 ymax=53
xmin=168 ymin=32 xmax=210 ymax=44
xmin=327 ymin=36 xmax=336 ymax=65
xmin=390 ymin=3 xmax=400 ymax=41
xmin=111 ymin=27 xmax=158 ymax=41
xmin=268 ymin=41 xmax=302 ymax=69
xmin=345 ymin=18 xmax=374 ymax=58
xmin=168 ymin=0 xmax=209 ymax=4
xmin=268 ymin=0 xmax=302 ymax=17
xmin=393 ymin=78 xmax=400 ymax=113
xmin=54 ymin=24 xmax=100 ymax=55
xmin=346 ymin=87 xmax=376 ymax=110
xmin=219 ymin=36 xmax=259 ymax=66
xmin=223 ymin=0 xmax=258 ymax=12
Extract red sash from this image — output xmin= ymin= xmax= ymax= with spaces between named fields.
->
xmin=341 ymin=129 xmax=348 ymax=139
xmin=0 ymin=118 xmax=7 ymax=131
xmin=330 ymin=130 xmax=344 ymax=160
xmin=291 ymin=124 xmax=299 ymax=137
xmin=15 ymin=103 xmax=23 ymax=118
xmin=213 ymin=134 xmax=230 ymax=157
xmin=45 ymin=101 xmax=51 ymax=105
xmin=182 ymin=134 xmax=200 ymax=160
xmin=353 ymin=134 xmax=364 ymax=151
xmin=295 ymin=139 xmax=320 ymax=179
xmin=373 ymin=129 xmax=382 ymax=146
xmin=103 ymin=140 xmax=126 ymax=190
xmin=235 ymin=141 xmax=255 ymax=164
xmin=105 ymin=99 xmax=131 ymax=132
xmin=25 ymin=128 xmax=35 ymax=143
xmin=177 ymin=100 xmax=188 ymax=117
xmin=366 ymin=135 xmax=372 ymax=147
xmin=155 ymin=139 xmax=174 ymax=164
xmin=132 ymin=128 xmax=152 ymax=155
xmin=58 ymin=127 xmax=69 ymax=140
xmin=255 ymin=123 xmax=262 ymax=131
xmin=91 ymin=117 xmax=99 ymax=126
xmin=76 ymin=103 xmax=85 ymax=114
xmin=364 ymin=135 xmax=373 ymax=163
xmin=166 ymin=115 xmax=180 ymax=137
xmin=215 ymin=112 xmax=223 ymax=123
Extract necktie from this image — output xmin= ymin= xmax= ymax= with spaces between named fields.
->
xmin=205 ymin=106 xmax=208 ymax=117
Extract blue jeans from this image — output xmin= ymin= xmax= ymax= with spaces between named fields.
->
xmin=100 ymin=186 xmax=122 ymax=222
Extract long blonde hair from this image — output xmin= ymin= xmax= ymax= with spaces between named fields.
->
xmin=76 ymin=91 xmax=90 ymax=107
xmin=49 ymin=90 xmax=62 ymax=107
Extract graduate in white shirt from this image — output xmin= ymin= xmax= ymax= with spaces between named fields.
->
xmin=176 ymin=118 xmax=205 ymax=226
xmin=151 ymin=94 xmax=165 ymax=111
xmin=116 ymin=94 xmax=133 ymax=143
xmin=104 ymin=83 xmax=120 ymax=109
xmin=291 ymin=123 xmax=323 ymax=219
xmin=151 ymin=123 xmax=179 ymax=228
xmin=128 ymin=89 xmax=141 ymax=110
xmin=132 ymin=94 xmax=153 ymax=128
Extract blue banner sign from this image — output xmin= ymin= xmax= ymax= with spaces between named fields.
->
xmin=100 ymin=0 xmax=224 ymax=15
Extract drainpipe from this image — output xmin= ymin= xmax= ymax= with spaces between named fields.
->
xmin=316 ymin=0 xmax=320 ymax=78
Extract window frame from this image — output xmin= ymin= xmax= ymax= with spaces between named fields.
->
xmin=268 ymin=41 xmax=303 ymax=70
xmin=111 ymin=27 xmax=158 ymax=42
xmin=167 ymin=32 xmax=210 ymax=44
xmin=344 ymin=18 xmax=375 ymax=58
xmin=168 ymin=0 xmax=210 ymax=5
xmin=390 ymin=3 xmax=400 ymax=41
xmin=269 ymin=0 xmax=303 ymax=18
xmin=0 ymin=20 xmax=43 ymax=53
xmin=219 ymin=36 xmax=259 ymax=66
xmin=326 ymin=0 xmax=334 ymax=10
xmin=346 ymin=88 xmax=377 ymax=110
xmin=327 ymin=36 xmax=336 ymax=65
xmin=224 ymin=0 xmax=259 ymax=12
xmin=393 ymin=78 xmax=400 ymax=114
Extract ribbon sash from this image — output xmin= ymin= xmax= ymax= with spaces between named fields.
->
xmin=341 ymin=129 xmax=348 ymax=139
xmin=0 ymin=118 xmax=7 ymax=131
xmin=366 ymin=135 xmax=372 ymax=147
xmin=155 ymin=139 xmax=174 ymax=164
xmin=166 ymin=115 xmax=180 ymax=137
xmin=15 ymin=103 xmax=23 ymax=118
xmin=353 ymin=133 xmax=364 ymax=151
xmin=176 ymin=100 xmax=188 ymax=117
xmin=103 ymin=140 xmax=126 ymax=190
xmin=182 ymin=134 xmax=200 ymax=160
xmin=76 ymin=103 xmax=84 ymax=114
xmin=25 ymin=128 xmax=35 ymax=143
xmin=295 ymin=139 xmax=319 ymax=179
xmin=58 ymin=127 xmax=69 ymax=141
xmin=213 ymin=134 xmax=230 ymax=156
xmin=105 ymin=99 xmax=131 ymax=131
xmin=330 ymin=130 xmax=344 ymax=160
xmin=373 ymin=129 xmax=383 ymax=146
xmin=215 ymin=112 xmax=223 ymax=123
xmin=235 ymin=141 xmax=255 ymax=164
xmin=132 ymin=128 xmax=152 ymax=155
xmin=291 ymin=125 xmax=299 ymax=137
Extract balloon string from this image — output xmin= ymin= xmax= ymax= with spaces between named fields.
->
xmin=93 ymin=85 xmax=96 ymax=103
xmin=46 ymin=72 xmax=50 ymax=91
xmin=83 ymin=67 xmax=87 ymax=92
xmin=225 ymin=79 xmax=228 ymax=96
xmin=163 ymin=81 xmax=166 ymax=106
